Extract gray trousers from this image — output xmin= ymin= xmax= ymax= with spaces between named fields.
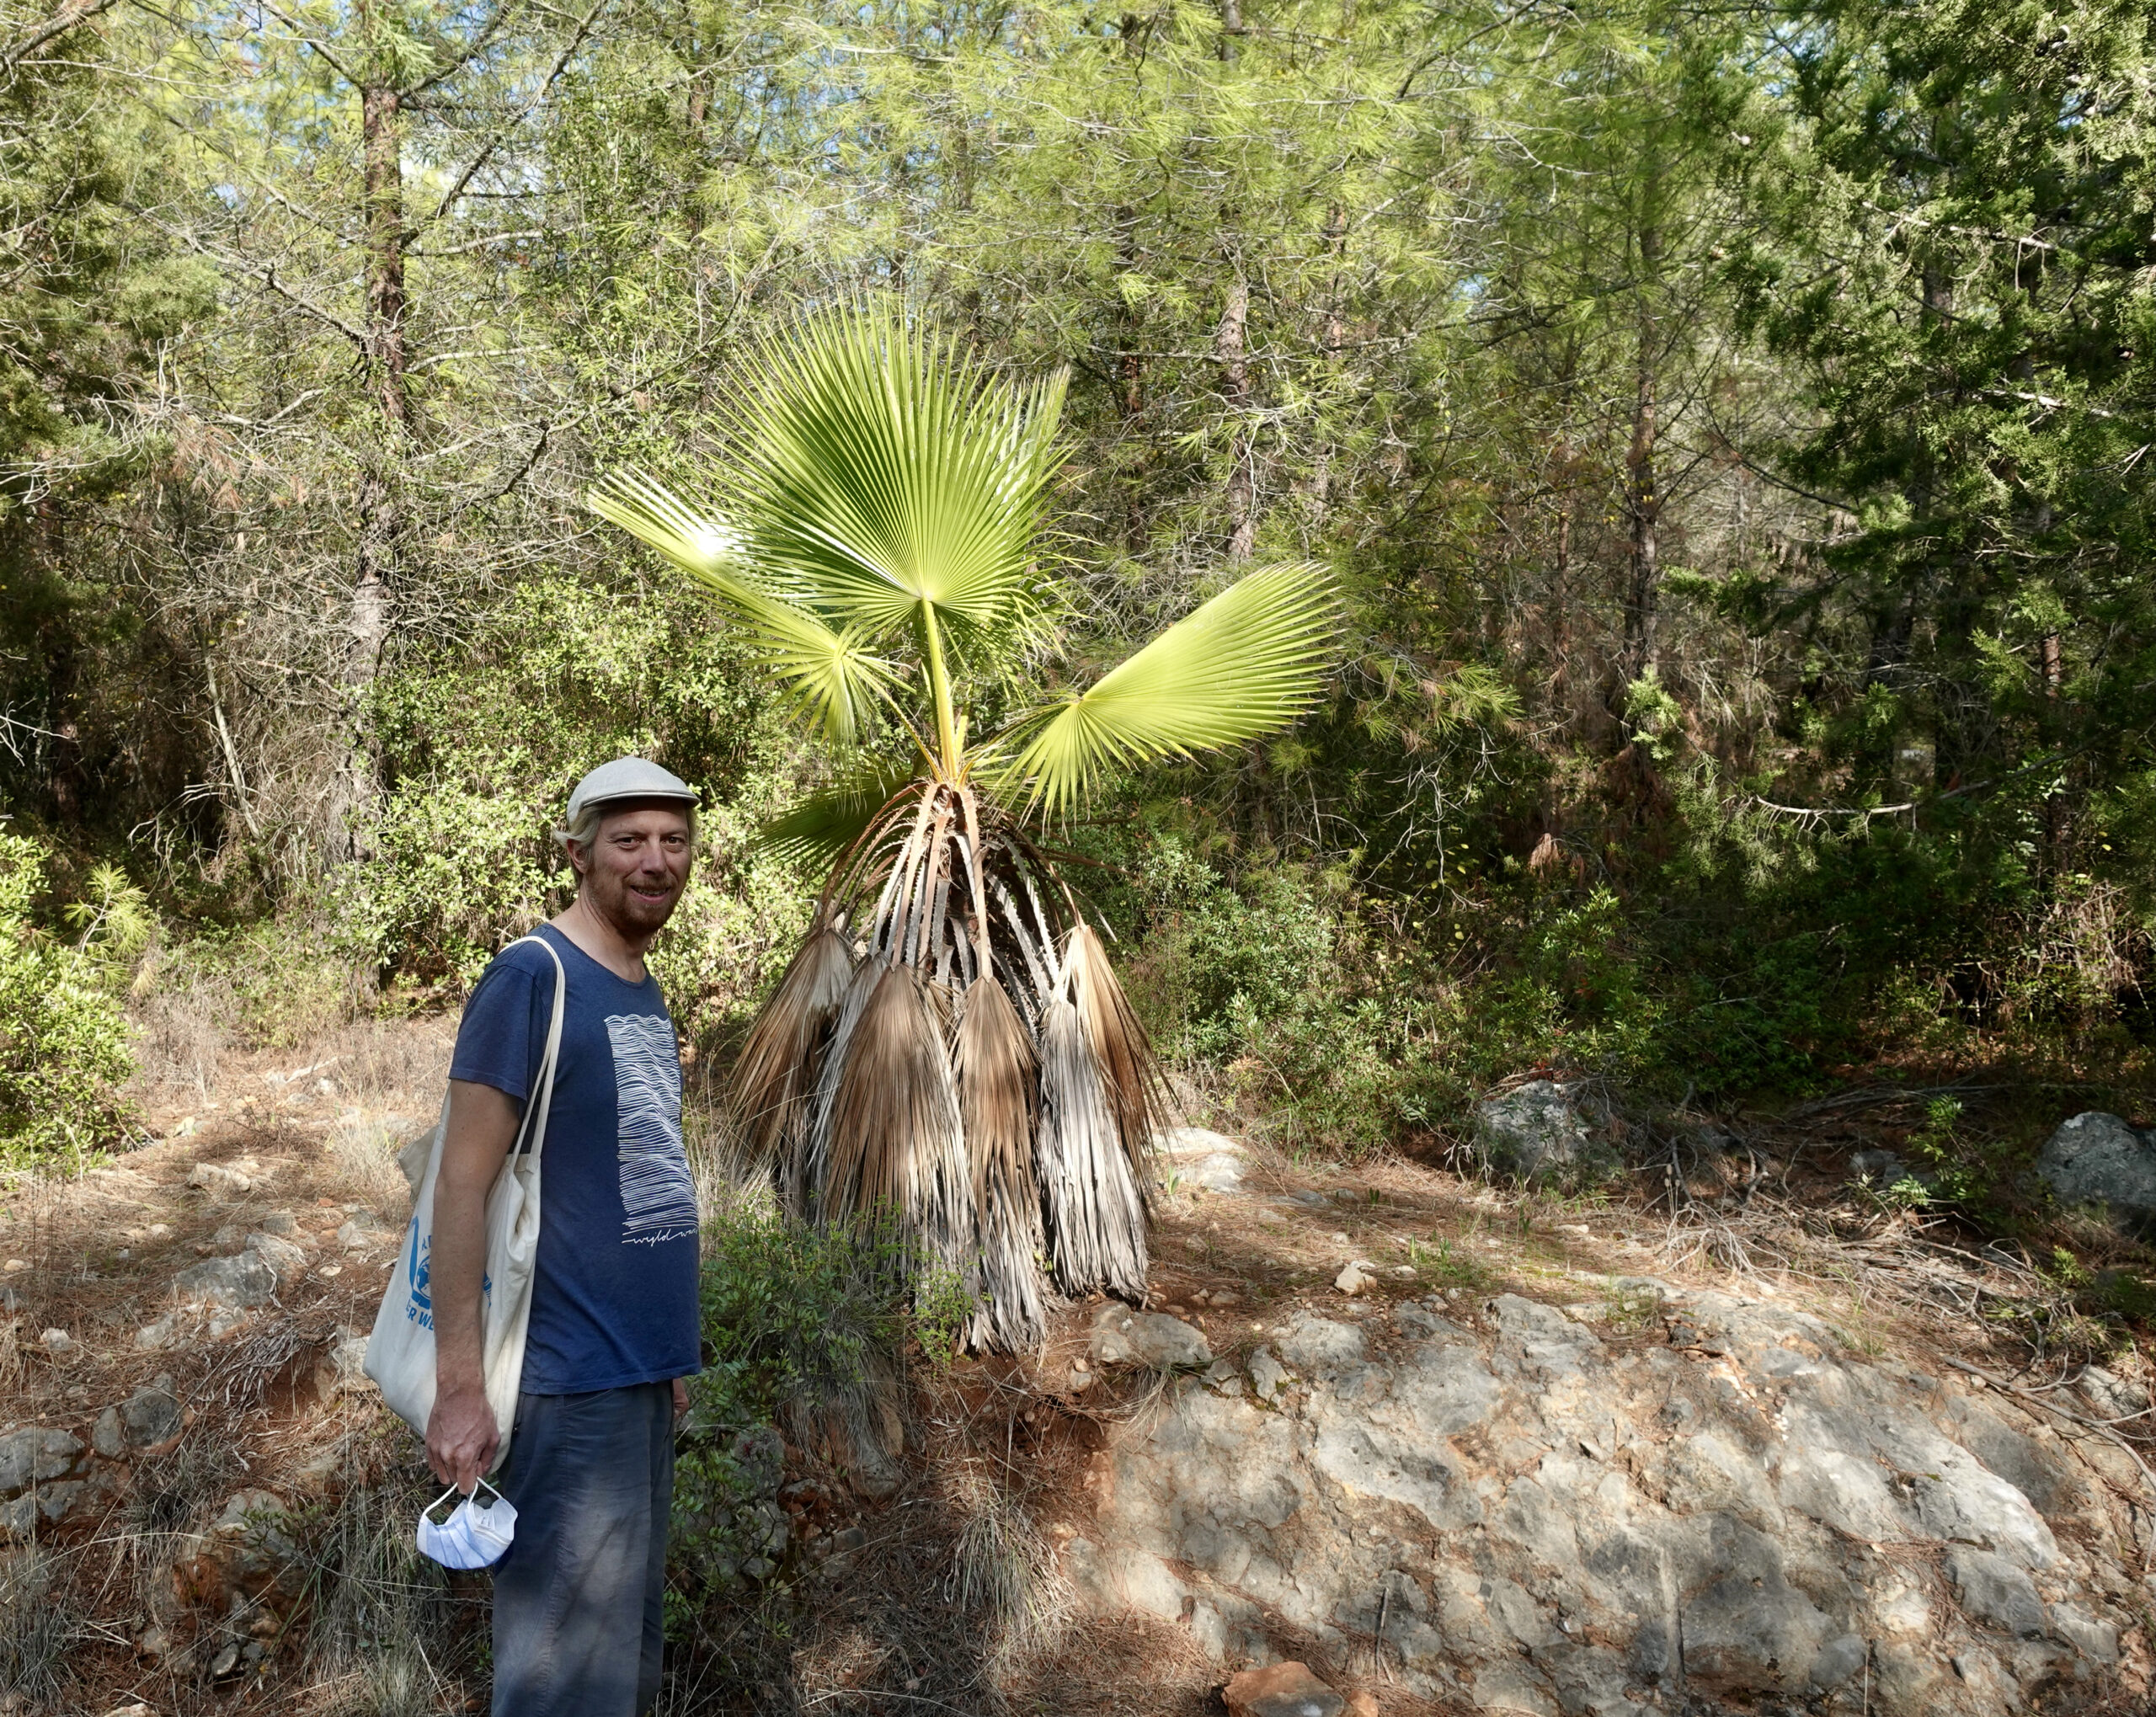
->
xmin=490 ymin=1382 xmax=675 ymax=1717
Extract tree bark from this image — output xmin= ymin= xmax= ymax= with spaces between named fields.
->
xmin=1217 ymin=273 xmax=1254 ymax=561
xmin=1619 ymin=226 xmax=1661 ymax=687
xmin=343 ymin=49 xmax=409 ymax=858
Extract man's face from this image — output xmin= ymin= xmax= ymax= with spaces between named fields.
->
xmin=573 ymin=802 xmax=692 ymax=936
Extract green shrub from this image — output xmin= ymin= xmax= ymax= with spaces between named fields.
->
xmin=670 ymin=1199 xmax=916 ymax=1593
xmin=0 ymin=835 xmax=143 ymax=1166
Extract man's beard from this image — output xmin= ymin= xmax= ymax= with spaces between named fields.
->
xmin=595 ymin=870 xmax=682 ymax=935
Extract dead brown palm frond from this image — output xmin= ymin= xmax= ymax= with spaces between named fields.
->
xmin=818 ymin=962 xmax=972 ymax=1267
xmin=1035 ymin=994 xmax=1150 ymax=1303
xmin=729 ymin=914 xmax=857 ymax=1172
xmin=1066 ymin=923 xmax=1164 ymax=1202
xmin=957 ymin=973 xmax=1048 ymax=1350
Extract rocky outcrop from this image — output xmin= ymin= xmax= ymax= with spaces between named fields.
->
xmin=0 ymin=1379 xmax=176 ymax=1540
xmin=1065 ymin=1284 xmax=2147 ymax=1714
xmin=2039 ymin=1112 xmax=2156 ymax=1232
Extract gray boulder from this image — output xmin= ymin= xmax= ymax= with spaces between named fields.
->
xmin=1090 ymin=1305 xmax=1212 ymax=1369
xmin=173 ymin=1250 xmax=279 ymax=1307
xmin=2037 ymin=1112 xmax=2156 ymax=1230
xmin=1473 ymin=1080 xmax=1606 ymax=1181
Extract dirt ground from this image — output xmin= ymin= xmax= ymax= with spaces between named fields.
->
xmin=3 ymin=1023 xmax=2148 ymax=1715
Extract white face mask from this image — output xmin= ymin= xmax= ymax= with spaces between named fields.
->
xmin=416 ymin=1480 xmax=517 ymax=1570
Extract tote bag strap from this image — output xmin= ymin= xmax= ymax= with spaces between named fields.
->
xmin=500 ymin=934 xmax=568 ymax=1164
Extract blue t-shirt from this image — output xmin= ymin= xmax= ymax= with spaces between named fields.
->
xmin=448 ymin=924 xmax=702 ymax=1394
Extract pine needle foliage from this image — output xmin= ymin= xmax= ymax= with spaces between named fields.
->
xmin=592 ymin=306 xmax=1338 ymax=1349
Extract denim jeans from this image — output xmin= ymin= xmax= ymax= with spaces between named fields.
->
xmin=490 ymin=1382 xmax=675 ymax=1716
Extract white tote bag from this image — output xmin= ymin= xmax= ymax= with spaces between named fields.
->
xmin=365 ymin=934 xmax=565 ymax=1470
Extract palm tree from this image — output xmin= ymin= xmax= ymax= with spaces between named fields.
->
xmin=590 ymin=307 xmax=1337 ymax=1351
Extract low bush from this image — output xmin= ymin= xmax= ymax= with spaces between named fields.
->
xmin=0 ymin=835 xmax=145 ymax=1166
xmin=670 ymin=1197 xmax=915 ymax=1596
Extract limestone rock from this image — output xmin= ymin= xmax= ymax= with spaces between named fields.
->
xmin=1065 ymin=1279 xmax=2134 ymax=1715
xmin=1157 ymin=1127 xmax=1248 ymax=1194
xmin=1334 ymin=1261 xmax=1374 ymax=1296
xmin=38 ymin=1327 xmax=73 ymax=1357
xmin=173 ymin=1250 xmax=277 ymax=1308
xmin=246 ymin=1232 xmax=307 ymax=1278
xmin=1090 ymin=1304 xmax=1212 ymax=1368
xmin=1947 ymin=1548 xmax=2045 ymax=1639
xmin=186 ymin=1161 xmax=252 ymax=1195
xmin=116 ymin=1378 xmax=183 ymax=1453
xmin=1472 ymin=1080 xmax=1606 ymax=1181
xmin=1225 ymin=1661 xmax=1344 ymax=1717
xmin=2037 ymin=1112 xmax=2156 ymax=1229
xmin=0 ymin=1426 xmax=83 ymax=1494
xmin=2078 ymin=1365 xmax=2149 ymax=1421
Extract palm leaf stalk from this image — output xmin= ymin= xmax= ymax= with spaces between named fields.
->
xmin=590 ymin=306 xmax=1339 ymax=1352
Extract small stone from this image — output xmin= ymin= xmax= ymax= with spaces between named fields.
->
xmin=0 ymin=1426 xmax=83 ymax=1496
xmin=92 ymin=1406 xmax=124 ymax=1459
xmin=1335 ymin=1261 xmax=1374 ymax=1296
xmin=210 ymin=1223 xmax=244 ymax=1250
xmin=1249 ymin=1346 xmax=1286 ymax=1401
xmin=1211 ymin=1291 xmax=1238 ymax=1307
xmin=119 ymin=1378 xmax=183 ymax=1451
xmin=246 ymin=1233 xmax=307 ymax=1278
xmin=38 ymin=1328 xmax=74 ymax=1357
xmin=2 ymin=1260 xmax=24 ymax=1272
xmin=99 ymin=1704 xmax=156 ymax=1717
xmin=1345 ymin=1696 xmax=1380 ymax=1717
xmin=1225 ymin=1661 xmax=1345 ymax=1717
xmin=187 ymin=1162 xmax=252 ymax=1196
xmin=209 ymin=1641 xmax=241 ymax=1677
xmin=136 ymin=1315 xmax=176 ymax=1352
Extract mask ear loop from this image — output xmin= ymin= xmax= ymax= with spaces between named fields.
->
xmin=424 ymin=1477 xmax=505 ymax=1520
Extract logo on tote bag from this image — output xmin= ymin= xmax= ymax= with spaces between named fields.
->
xmin=403 ymin=1217 xmax=487 ymax=1330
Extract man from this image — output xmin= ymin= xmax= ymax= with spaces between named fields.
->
xmin=427 ymin=756 xmax=702 ymax=1717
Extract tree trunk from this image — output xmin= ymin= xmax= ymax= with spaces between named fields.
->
xmin=343 ymin=65 xmax=409 ymax=859
xmin=1217 ymin=273 xmax=1254 ymax=562
xmin=1619 ymin=226 xmax=1661 ymax=687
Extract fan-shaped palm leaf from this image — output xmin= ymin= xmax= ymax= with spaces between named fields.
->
xmin=724 ymin=309 xmax=1068 ymax=651
xmin=758 ymin=757 xmax=921 ymax=872
xmin=590 ymin=469 xmax=895 ymax=745
xmin=1002 ymin=563 xmax=1340 ymax=813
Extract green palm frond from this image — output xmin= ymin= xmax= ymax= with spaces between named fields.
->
xmin=723 ymin=307 xmax=1068 ymax=649
xmin=590 ymin=469 xmax=896 ymax=745
xmin=758 ymin=756 xmax=921 ymax=872
xmin=1001 ymin=563 xmax=1341 ymax=813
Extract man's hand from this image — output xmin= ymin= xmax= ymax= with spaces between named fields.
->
xmin=672 ymin=1377 xmax=690 ymax=1420
xmin=428 ymin=1382 xmax=500 ymax=1491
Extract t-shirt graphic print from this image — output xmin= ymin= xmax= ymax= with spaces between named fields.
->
xmin=606 ymin=1012 xmax=698 ymax=1245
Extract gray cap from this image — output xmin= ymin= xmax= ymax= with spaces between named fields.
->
xmin=565 ymin=756 xmax=698 ymax=824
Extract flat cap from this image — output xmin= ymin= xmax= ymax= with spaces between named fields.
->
xmin=565 ymin=756 xmax=698 ymax=823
